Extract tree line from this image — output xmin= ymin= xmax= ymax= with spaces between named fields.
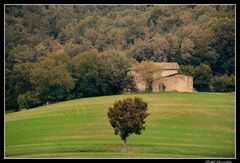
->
xmin=5 ymin=5 xmax=235 ymax=111
xmin=8 ymin=49 xmax=136 ymax=110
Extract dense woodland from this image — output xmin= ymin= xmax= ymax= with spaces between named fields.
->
xmin=5 ymin=5 xmax=235 ymax=111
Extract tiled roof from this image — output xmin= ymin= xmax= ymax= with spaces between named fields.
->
xmin=154 ymin=62 xmax=179 ymax=70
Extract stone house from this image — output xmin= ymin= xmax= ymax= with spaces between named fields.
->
xmin=128 ymin=62 xmax=193 ymax=92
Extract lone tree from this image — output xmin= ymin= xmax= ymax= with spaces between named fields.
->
xmin=107 ymin=97 xmax=149 ymax=150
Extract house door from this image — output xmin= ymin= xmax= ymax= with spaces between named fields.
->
xmin=159 ymin=84 xmax=166 ymax=92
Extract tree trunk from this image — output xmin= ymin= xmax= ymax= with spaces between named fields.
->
xmin=123 ymin=139 xmax=128 ymax=152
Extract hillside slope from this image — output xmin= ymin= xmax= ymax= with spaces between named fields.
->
xmin=5 ymin=92 xmax=235 ymax=158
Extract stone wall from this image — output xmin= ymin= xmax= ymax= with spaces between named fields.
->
xmin=128 ymin=63 xmax=193 ymax=93
xmin=161 ymin=74 xmax=193 ymax=92
xmin=160 ymin=70 xmax=178 ymax=77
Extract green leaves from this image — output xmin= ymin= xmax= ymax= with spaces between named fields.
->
xmin=5 ymin=5 xmax=235 ymax=110
xmin=30 ymin=52 xmax=74 ymax=102
xmin=107 ymin=97 xmax=149 ymax=142
xmin=72 ymin=49 xmax=135 ymax=97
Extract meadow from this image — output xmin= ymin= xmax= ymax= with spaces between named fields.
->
xmin=5 ymin=92 xmax=235 ymax=158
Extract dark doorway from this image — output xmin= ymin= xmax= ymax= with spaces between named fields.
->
xmin=159 ymin=84 xmax=166 ymax=92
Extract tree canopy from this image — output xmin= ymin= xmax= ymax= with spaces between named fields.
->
xmin=107 ymin=97 xmax=149 ymax=149
xmin=5 ymin=5 xmax=235 ymax=111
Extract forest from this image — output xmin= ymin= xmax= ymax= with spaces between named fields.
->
xmin=5 ymin=5 xmax=235 ymax=111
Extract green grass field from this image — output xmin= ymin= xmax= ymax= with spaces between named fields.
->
xmin=5 ymin=92 xmax=235 ymax=158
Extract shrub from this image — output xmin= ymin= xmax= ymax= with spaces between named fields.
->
xmin=212 ymin=74 xmax=235 ymax=92
xmin=17 ymin=91 xmax=40 ymax=110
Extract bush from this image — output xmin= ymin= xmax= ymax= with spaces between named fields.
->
xmin=107 ymin=97 xmax=149 ymax=149
xmin=17 ymin=91 xmax=40 ymax=110
xmin=17 ymin=94 xmax=26 ymax=110
xmin=180 ymin=64 xmax=213 ymax=92
xmin=212 ymin=74 xmax=235 ymax=92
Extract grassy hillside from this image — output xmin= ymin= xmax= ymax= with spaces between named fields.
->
xmin=5 ymin=92 xmax=235 ymax=158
